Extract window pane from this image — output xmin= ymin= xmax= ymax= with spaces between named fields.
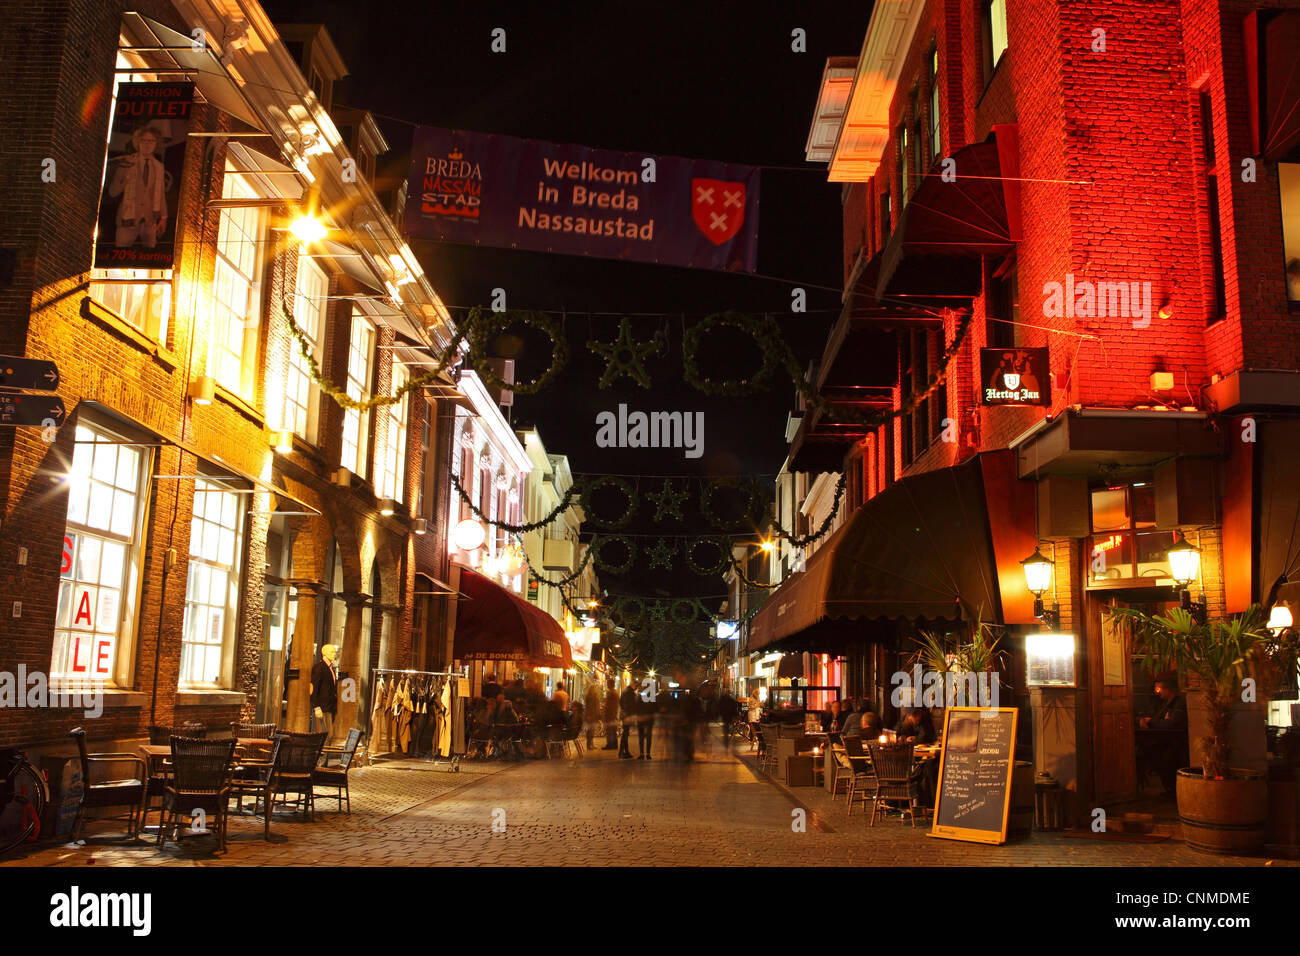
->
xmin=1280 ymin=163 xmax=1300 ymax=302
xmin=1090 ymin=533 xmax=1132 ymax=580
xmin=99 ymin=541 xmax=125 ymax=587
xmin=1090 ymin=487 xmax=1128 ymax=532
xmin=1136 ymin=531 xmax=1177 ymax=577
xmin=1131 ymin=482 xmax=1156 ymax=528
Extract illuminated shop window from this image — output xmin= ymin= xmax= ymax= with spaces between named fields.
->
xmin=1088 ymin=481 xmax=1176 ymax=582
xmin=1280 ymin=163 xmax=1300 ymax=304
xmin=982 ymin=0 xmax=1009 ymax=84
xmin=53 ymin=423 xmax=149 ymax=686
xmin=180 ymin=478 xmax=244 ymax=687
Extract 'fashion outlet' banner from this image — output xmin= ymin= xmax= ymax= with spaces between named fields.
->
xmin=404 ymin=127 xmax=760 ymax=272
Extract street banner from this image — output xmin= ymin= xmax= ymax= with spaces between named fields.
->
xmin=980 ymin=347 xmax=1051 ymax=406
xmin=94 ymin=82 xmax=195 ymax=270
xmin=404 ymin=126 xmax=760 ymax=272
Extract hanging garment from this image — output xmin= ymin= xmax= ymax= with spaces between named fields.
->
xmin=437 ymin=676 xmax=453 ymax=757
xmin=394 ymin=678 xmax=414 ymax=754
xmin=369 ymin=675 xmax=388 ymax=754
xmin=451 ymin=681 xmax=466 ymax=757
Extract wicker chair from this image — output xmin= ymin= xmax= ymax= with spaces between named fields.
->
xmin=227 ymin=736 xmax=283 ymax=839
xmin=841 ymin=736 xmax=876 ymax=813
xmin=312 ymin=728 xmax=361 ymax=813
xmin=148 ymin=723 xmax=206 ymax=745
xmin=68 ymin=727 xmax=146 ymax=843
xmin=270 ymin=731 xmax=326 ymax=821
xmin=157 ymin=736 xmax=237 ymax=851
xmin=866 ymin=741 xmax=919 ymax=827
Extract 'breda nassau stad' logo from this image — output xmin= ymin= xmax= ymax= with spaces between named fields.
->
xmin=691 ymin=178 xmax=745 ymax=245
xmin=421 ymin=148 xmax=483 ymax=221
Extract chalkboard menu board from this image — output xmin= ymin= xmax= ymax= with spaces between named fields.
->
xmin=930 ymin=707 xmax=1019 ymax=845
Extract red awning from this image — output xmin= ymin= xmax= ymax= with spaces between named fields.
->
xmin=748 ymin=453 xmax=1011 ymax=653
xmin=875 ymin=130 xmax=1020 ymax=303
xmin=454 ymin=569 xmax=573 ymax=669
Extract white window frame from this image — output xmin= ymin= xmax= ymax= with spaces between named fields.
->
xmin=377 ymin=362 xmax=408 ymax=502
xmin=283 ymin=254 xmax=328 ymax=442
xmin=53 ymin=422 xmax=150 ymax=689
xmin=180 ymin=477 xmax=245 ymax=688
xmin=208 ymin=160 xmax=266 ymax=400
xmin=88 ymin=51 xmax=173 ymax=343
xmin=341 ymin=310 xmax=375 ymax=478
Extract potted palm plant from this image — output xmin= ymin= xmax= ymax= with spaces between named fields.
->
xmin=1108 ymin=603 xmax=1298 ymax=854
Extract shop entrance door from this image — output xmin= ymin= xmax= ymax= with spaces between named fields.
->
xmin=1087 ymin=593 xmax=1137 ymax=803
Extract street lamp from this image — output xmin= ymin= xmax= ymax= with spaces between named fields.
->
xmin=453 ymin=517 xmax=486 ymax=552
xmin=1020 ymin=547 xmax=1059 ymax=630
xmin=1165 ymin=532 xmax=1206 ymax=623
xmin=1267 ymin=603 xmax=1293 ymax=636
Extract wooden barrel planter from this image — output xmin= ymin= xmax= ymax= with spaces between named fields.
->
xmin=1008 ymin=761 xmax=1035 ymax=838
xmin=1177 ymin=768 xmax=1268 ymax=855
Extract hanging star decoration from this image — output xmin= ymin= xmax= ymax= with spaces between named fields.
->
xmin=587 ymin=317 xmax=665 ymax=388
xmin=647 ymin=479 xmax=688 ymax=522
xmin=647 ymin=537 xmax=675 ymax=570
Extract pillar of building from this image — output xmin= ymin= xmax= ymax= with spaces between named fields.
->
xmin=286 ymin=581 xmax=326 ymax=733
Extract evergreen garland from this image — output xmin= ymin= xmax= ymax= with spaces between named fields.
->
xmin=589 ymin=533 xmax=636 ymax=575
xmin=466 ymin=306 xmax=570 ymax=395
xmin=582 ymin=475 xmax=638 ymax=529
xmin=450 ymin=469 xmax=579 ymax=534
xmin=682 ymin=311 xmax=785 ymax=396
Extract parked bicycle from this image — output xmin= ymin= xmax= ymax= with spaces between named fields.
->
xmin=0 ymin=747 xmax=49 ymax=856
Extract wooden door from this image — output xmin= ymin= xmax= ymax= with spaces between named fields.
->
xmin=1088 ymin=594 xmax=1136 ymax=803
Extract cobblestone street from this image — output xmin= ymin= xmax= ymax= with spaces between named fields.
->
xmin=5 ymin=729 xmax=1294 ymax=867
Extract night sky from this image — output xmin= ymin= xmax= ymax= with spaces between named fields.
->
xmin=261 ymin=0 xmax=876 ymax=604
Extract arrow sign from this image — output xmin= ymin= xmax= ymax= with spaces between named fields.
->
xmin=0 ymin=356 xmax=60 ymax=391
xmin=0 ymin=393 xmax=66 ymax=427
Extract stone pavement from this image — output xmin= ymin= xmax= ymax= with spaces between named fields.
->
xmin=4 ymin=729 xmax=1293 ymax=866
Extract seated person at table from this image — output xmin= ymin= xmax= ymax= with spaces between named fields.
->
xmin=859 ymin=708 xmax=883 ymax=739
xmin=495 ymin=698 xmax=520 ymax=725
xmin=1136 ymin=678 xmax=1188 ymax=794
xmin=821 ymin=700 xmax=843 ymax=733
xmin=840 ymin=699 xmax=864 ymax=737
xmin=895 ymin=707 xmax=936 ymax=745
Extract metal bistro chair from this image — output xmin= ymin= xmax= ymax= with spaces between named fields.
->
xmin=157 ymin=736 xmax=237 ymax=851
xmin=866 ymin=741 xmax=919 ymax=827
xmin=313 ymin=728 xmax=361 ymax=813
xmin=841 ymin=736 xmax=876 ymax=814
xmin=269 ymin=731 xmax=327 ymax=822
xmin=68 ymin=727 xmax=146 ymax=843
xmin=757 ymin=727 xmax=778 ymax=775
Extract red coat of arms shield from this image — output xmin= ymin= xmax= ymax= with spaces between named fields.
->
xmin=691 ymin=178 xmax=746 ymax=245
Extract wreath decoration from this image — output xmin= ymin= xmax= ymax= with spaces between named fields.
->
xmin=615 ymin=596 xmax=646 ymax=628
xmin=670 ymin=598 xmax=698 ymax=625
xmin=682 ymin=311 xmax=786 ymax=397
xmin=699 ymin=476 xmax=766 ymax=530
xmin=684 ymin=535 xmax=730 ymax=576
xmin=582 ymin=475 xmax=638 ymax=529
xmin=589 ymin=534 xmax=636 ymax=576
xmin=466 ymin=306 xmax=569 ymax=395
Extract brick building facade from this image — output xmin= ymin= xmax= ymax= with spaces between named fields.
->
xmin=760 ymin=0 xmax=1300 ymax=821
xmin=0 ymin=1 xmax=460 ymax=761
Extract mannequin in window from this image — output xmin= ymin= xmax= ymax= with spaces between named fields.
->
xmin=108 ymin=124 xmax=168 ymax=250
xmin=310 ymin=643 xmax=338 ymax=738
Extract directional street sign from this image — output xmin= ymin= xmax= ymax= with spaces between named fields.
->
xmin=0 ymin=355 xmax=60 ymax=391
xmin=0 ymin=393 xmax=66 ymax=427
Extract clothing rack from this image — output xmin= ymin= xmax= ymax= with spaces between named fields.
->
xmin=367 ymin=667 xmax=467 ymax=772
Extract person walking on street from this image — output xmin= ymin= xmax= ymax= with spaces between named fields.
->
xmin=638 ymin=680 xmax=658 ymax=759
xmin=584 ymin=683 xmax=602 ymax=750
xmin=603 ymin=678 xmax=620 ymax=749
xmin=619 ymin=681 xmax=639 ymax=758
xmin=718 ymin=688 xmax=739 ymax=748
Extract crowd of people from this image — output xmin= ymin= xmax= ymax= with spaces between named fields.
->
xmin=467 ymin=674 xmax=584 ymax=759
